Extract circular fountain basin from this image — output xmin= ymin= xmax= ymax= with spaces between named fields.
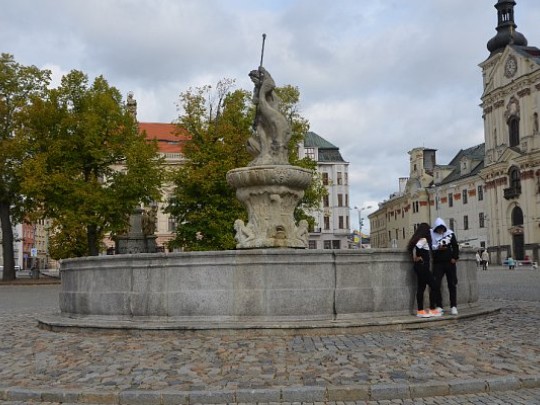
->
xmin=40 ymin=249 xmax=480 ymax=331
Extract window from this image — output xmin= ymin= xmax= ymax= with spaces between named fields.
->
xmin=323 ymin=195 xmax=329 ymax=207
xmin=337 ymin=172 xmax=343 ymax=185
xmin=308 ymin=240 xmax=317 ymax=249
xmin=322 ymin=172 xmax=329 ymax=186
xmin=463 ymin=215 xmax=469 ymax=230
xmin=478 ymin=185 xmax=484 ymax=201
xmin=508 ymin=116 xmax=520 ymax=147
xmin=479 ymin=213 xmax=485 ymax=228
xmin=345 ymin=194 xmax=349 ymax=207
xmin=324 ymin=216 xmax=330 ymax=230
xmin=332 ymin=240 xmax=341 ymax=249
xmin=337 ymin=194 xmax=343 ymax=207
xmin=509 ymin=166 xmax=521 ymax=191
xmin=449 ymin=218 xmax=455 ymax=231
xmin=462 ymin=189 xmax=468 ymax=204
xmin=448 ymin=193 xmax=453 ymax=207
xmin=305 ymin=147 xmax=315 ymax=160
xmin=323 ymin=240 xmax=332 ymax=249
xmin=339 ymin=216 xmax=344 ymax=229
xmin=167 ymin=217 xmax=177 ymax=232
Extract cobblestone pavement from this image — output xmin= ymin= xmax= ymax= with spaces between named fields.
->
xmin=1 ymin=268 xmax=539 ymax=404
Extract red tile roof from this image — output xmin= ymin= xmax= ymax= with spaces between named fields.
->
xmin=138 ymin=122 xmax=190 ymax=154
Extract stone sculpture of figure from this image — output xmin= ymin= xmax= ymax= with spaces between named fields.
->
xmin=142 ymin=206 xmax=157 ymax=236
xmin=296 ymin=219 xmax=309 ymax=246
xmin=234 ymin=219 xmax=255 ymax=244
xmin=247 ymin=67 xmax=291 ymax=166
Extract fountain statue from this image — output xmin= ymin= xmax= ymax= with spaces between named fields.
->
xmin=226 ymin=41 xmax=312 ymax=249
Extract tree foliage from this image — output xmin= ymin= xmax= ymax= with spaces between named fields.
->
xmin=20 ymin=70 xmax=165 ymax=257
xmin=0 ymin=53 xmax=50 ymax=280
xmin=167 ymin=79 xmax=325 ymax=251
xmin=167 ymin=80 xmax=252 ymax=251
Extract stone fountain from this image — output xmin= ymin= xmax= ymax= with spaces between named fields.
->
xmin=39 ymin=66 xmax=481 ymax=332
xmin=227 ymin=67 xmax=312 ymax=249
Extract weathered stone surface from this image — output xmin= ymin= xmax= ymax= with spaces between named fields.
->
xmin=227 ymin=165 xmax=313 ymax=249
xmin=58 ymin=250 xmax=479 ymax=323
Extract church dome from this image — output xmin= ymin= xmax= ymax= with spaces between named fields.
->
xmin=487 ymin=0 xmax=528 ymax=55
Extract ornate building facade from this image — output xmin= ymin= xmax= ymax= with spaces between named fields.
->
xmin=369 ymin=0 xmax=539 ymax=264
xmin=298 ymin=131 xmax=351 ymax=249
xmin=479 ymin=0 xmax=540 ymax=263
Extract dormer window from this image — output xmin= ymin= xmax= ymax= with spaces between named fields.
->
xmin=305 ymin=147 xmax=316 ymax=160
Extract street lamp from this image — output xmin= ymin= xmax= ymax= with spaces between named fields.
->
xmin=354 ymin=205 xmax=372 ymax=248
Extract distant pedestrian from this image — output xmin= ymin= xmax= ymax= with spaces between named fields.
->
xmin=481 ymin=250 xmax=489 ymax=271
xmin=475 ymin=251 xmax=481 ymax=268
xmin=507 ymin=256 xmax=515 ymax=270
xmin=407 ymin=223 xmax=441 ymax=318
xmin=431 ymin=218 xmax=460 ymax=315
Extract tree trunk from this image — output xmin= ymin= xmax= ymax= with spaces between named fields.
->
xmin=87 ymin=224 xmax=99 ymax=256
xmin=0 ymin=201 xmax=16 ymax=281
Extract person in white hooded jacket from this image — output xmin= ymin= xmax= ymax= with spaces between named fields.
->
xmin=431 ymin=217 xmax=460 ymax=315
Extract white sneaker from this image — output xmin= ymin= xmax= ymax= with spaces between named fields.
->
xmin=436 ymin=307 xmax=444 ymax=314
xmin=450 ymin=306 xmax=458 ymax=315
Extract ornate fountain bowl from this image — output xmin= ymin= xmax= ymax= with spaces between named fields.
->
xmin=227 ymin=165 xmax=313 ymax=249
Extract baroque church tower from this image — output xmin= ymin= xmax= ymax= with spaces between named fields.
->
xmin=479 ymin=0 xmax=540 ymax=262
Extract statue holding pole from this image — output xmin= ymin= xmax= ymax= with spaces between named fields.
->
xmin=246 ymin=34 xmax=292 ymax=166
xmin=227 ymin=34 xmax=313 ymax=249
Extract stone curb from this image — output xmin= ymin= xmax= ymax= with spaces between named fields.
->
xmin=1 ymin=375 xmax=539 ymax=403
xmin=38 ymin=305 xmax=500 ymax=333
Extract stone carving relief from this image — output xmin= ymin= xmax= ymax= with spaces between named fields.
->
xmin=504 ymin=96 xmax=520 ymax=121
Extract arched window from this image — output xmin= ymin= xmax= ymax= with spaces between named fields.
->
xmin=509 ymin=166 xmax=521 ymax=191
xmin=508 ymin=116 xmax=520 ymax=147
xmin=511 ymin=206 xmax=523 ymax=226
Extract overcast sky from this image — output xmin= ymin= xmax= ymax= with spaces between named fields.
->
xmin=2 ymin=0 xmax=539 ymax=232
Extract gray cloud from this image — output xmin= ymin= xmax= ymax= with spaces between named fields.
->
xmin=2 ymin=0 xmax=539 ymax=229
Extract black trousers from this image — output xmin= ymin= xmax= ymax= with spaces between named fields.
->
xmin=413 ymin=260 xmax=435 ymax=311
xmin=432 ymin=261 xmax=458 ymax=308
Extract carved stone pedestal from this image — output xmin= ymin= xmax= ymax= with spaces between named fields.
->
xmin=115 ymin=207 xmax=157 ymax=254
xmin=227 ymin=165 xmax=313 ymax=249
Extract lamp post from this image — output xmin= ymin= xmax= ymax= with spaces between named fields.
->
xmin=355 ymin=205 xmax=372 ymax=248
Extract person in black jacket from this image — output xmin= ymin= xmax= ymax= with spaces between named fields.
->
xmin=407 ymin=223 xmax=442 ymax=318
xmin=431 ymin=218 xmax=460 ymax=315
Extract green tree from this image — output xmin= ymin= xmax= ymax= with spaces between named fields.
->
xmin=167 ymin=80 xmax=325 ymax=251
xmin=167 ymin=80 xmax=252 ymax=251
xmin=21 ymin=70 xmax=164 ymax=257
xmin=0 ymin=54 xmax=50 ymax=281
xmin=274 ymin=85 xmax=326 ymax=227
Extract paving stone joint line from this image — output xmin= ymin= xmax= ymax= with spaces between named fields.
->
xmin=1 ymin=375 xmax=539 ymax=404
